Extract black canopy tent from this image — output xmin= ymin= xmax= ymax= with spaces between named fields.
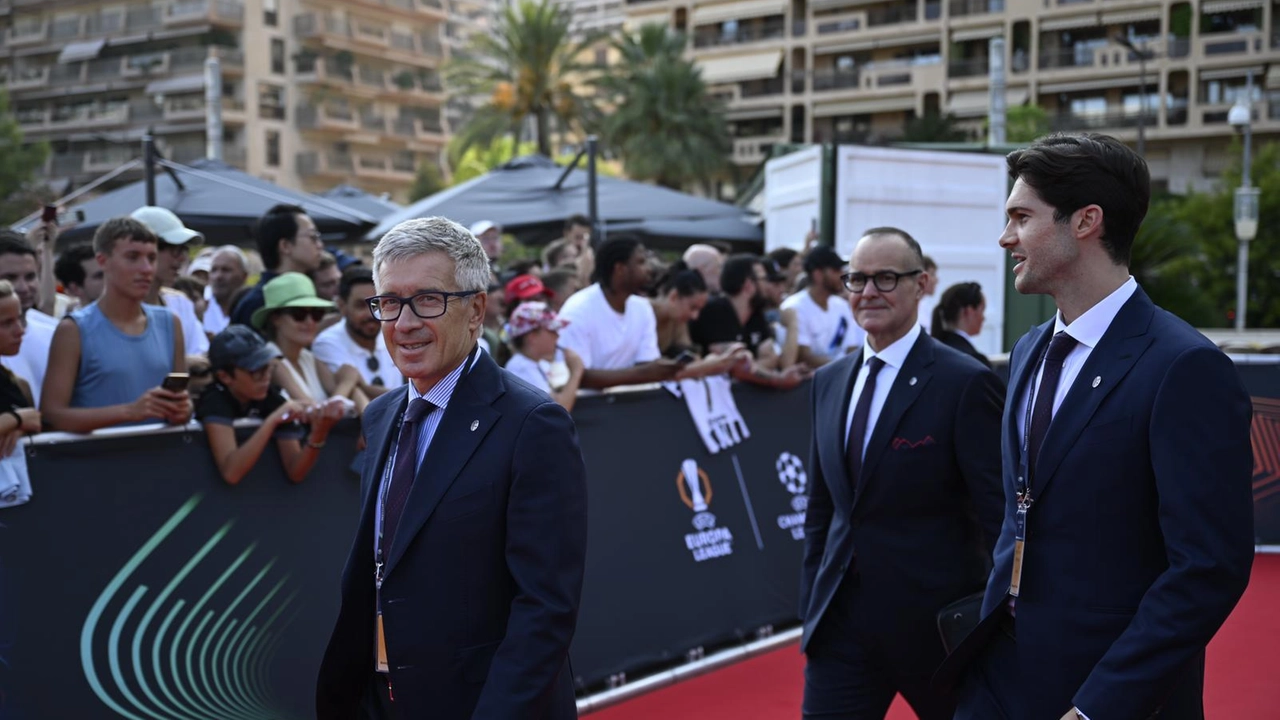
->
xmin=15 ymin=159 xmax=377 ymax=247
xmin=319 ymin=184 xmax=403 ymax=220
xmin=365 ymin=156 xmax=763 ymax=251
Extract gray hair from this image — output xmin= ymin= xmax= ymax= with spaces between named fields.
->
xmin=373 ymin=217 xmax=490 ymax=293
xmin=213 ymin=244 xmax=248 ymax=271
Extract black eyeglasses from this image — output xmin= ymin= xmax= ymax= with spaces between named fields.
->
xmin=366 ymin=290 xmax=479 ymax=321
xmin=842 ymin=269 xmax=923 ymax=293
xmin=285 ymin=307 xmax=327 ymax=323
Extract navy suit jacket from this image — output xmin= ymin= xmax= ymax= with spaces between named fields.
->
xmin=942 ymin=287 xmax=1254 ymax=720
xmin=316 ymin=350 xmax=588 ymax=720
xmin=799 ymin=332 xmax=1004 ymax=652
xmin=932 ymin=329 xmax=992 ymax=369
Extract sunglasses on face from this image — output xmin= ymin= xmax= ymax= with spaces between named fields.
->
xmin=285 ymin=307 xmax=327 ymax=323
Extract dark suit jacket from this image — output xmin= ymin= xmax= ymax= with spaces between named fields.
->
xmin=317 ymin=350 xmax=588 ymax=720
xmin=943 ymin=287 xmax=1254 ymax=720
xmin=933 ymin=329 xmax=991 ymax=368
xmin=800 ymin=332 xmax=1004 ymax=654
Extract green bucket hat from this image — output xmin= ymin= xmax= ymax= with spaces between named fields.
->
xmin=251 ymin=272 xmax=335 ymax=329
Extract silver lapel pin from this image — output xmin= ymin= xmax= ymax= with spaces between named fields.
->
xmin=470 ymin=420 xmax=479 ymax=431
xmin=1092 ymin=376 xmax=1102 ymax=388
xmin=909 ymin=377 xmax=918 ymax=386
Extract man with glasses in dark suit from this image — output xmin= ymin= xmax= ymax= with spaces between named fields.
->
xmin=317 ymin=217 xmax=587 ymax=720
xmin=313 ymin=265 xmax=404 ymax=398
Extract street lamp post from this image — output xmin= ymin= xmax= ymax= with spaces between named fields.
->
xmin=1229 ymin=70 xmax=1259 ymax=331
xmin=1114 ymin=34 xmax=1153 ymax=157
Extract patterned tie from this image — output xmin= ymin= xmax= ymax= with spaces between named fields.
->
xmin=381 ymin=398 xmax=434 ymax=559
xmin=1027 ymin=331 xmax=1079 ymax=484
xmin=845 ymin=357 xmax=885 ymax=493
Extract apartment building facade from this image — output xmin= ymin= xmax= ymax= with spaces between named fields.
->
xmin=625 ymin=0 xmax=1280 ymax=192
xmin=2 ymin=0 xmax=448 ymax=201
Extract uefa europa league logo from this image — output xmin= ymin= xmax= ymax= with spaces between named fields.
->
xmin=677 ymin=458 xmax=716 ymax=530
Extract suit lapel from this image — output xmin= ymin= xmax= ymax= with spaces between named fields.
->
xmin=855 ymin=333 xmax=934 ymax=508
xmin=360 ymin=387 xmax=408 ymax=516
xmin=1005 ymin=323 xmax=1052 ymax=470
xmin=1032 ymin=289 xmax=1156 ymax=499
xmin=383 ymin=352 xmax=504 ymax=578
xmin=821 ymin=353 xmax=862 ymax=513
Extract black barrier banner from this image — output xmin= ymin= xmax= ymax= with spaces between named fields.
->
xmin=568 ymin=384 xmax=812 ymax=689
xmin=0 ymin=425 xmax=364 ymax=719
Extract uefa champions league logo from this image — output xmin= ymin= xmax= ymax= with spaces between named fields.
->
xmin=775 ymin=452 xmax=808 ymax=540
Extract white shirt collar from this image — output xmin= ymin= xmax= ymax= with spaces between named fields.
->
xmin=860 ymin=325 xmax=923 ymax=370
xmin=1053 ymin=276 xmax=1138 ymax=349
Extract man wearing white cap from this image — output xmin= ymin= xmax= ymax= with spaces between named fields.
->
xmin=470 ymin=220 xmax=502 ymax=267
xmin=131 ymin=206 xmax=209 ymax=356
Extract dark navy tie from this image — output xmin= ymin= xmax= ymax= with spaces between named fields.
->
xmin=1027 ymin=332 xmax=1079 ymax=483
xmin=381 ymin=398 xmax=434 ymax=558
xmin=846 ymin=356 xmax=885 ymax=492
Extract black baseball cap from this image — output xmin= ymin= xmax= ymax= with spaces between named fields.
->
xmin=209 ymin=325 xmax=283 ymax=372
xmin=763 ymin=258 xmax=787 ymax=283
xmin=804 ymin=245 xmax=845 ymax=273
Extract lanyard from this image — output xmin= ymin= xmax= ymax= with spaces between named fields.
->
xmin=1009 ymin=341 xmax=1053 ymax=599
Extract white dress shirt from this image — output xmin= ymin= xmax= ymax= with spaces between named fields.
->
xmin=843 ymin=325 xmax=924 ymax=460
xmin=1014 ymin=277 xmax=1137 ymax=445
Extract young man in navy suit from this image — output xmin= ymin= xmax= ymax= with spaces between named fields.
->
xmin=945 ymin=134 xmax=1254 ymax=720
xmin=800 ymin=229 xmax=1004 ymax=719
xmin=316 ymin=217 xmax=587 ymax=720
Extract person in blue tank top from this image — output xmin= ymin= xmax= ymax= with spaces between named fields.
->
xmin=40 ymin=216 xmax=191 ymax=432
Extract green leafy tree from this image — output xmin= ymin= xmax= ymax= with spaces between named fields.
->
xmin=444 ymin=0 xmax=603 ymax=161
xmin=1169 ymin=140 xmax=1280 ymax=328
xmin=595 ymin=24 xmax=730 ymax=190
xmin=408 ymin=159 xmax=446 ymax=201
xmin=1005 ymin=104 xmax=1050 ymax=143
xmin=0 ymin=89 xmax=51 ymax=226
xmin=1129 ymin=196 xmax=1219 ymax=327
xmin=447 ymin=137 xmax=540 ymax=185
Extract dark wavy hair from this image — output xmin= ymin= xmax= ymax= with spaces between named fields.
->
xmin=931 ymin=281 xmax=984 ymax=336
xmin=656 ymin=260 xmax=707 ymax=297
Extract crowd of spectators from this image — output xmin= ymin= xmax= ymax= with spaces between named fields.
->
xmin=0 ymin=203 xmax=981 ymax=488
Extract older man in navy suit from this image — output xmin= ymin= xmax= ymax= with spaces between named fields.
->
xmin=317 ymin=217 xmax=587 ymax=719
xmin=800 ymin=228 xmax=1004 ymax=719
xmin=943 ymin=134 xmax=1254 ymax=720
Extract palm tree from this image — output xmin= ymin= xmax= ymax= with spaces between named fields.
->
xmin=595 ymin=24 xmax=731 ymax=191
xmin=444 ymin=0 xmax=603 ymax=161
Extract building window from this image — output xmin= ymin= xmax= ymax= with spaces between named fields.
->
xmin=264 ymin=0 xmax=278 ymax=26
xmin=259 ymin=83 xmax=285 ymax=120
xmin=271 ymin=39 xmax=285 ymax=75
xmin=265 ymin=131 xmax=280 ymax=167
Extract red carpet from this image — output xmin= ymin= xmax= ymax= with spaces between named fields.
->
xmin=591 ymin=554 xmax=1280 ymax=719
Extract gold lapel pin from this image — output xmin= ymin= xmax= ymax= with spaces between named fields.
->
xmin=1092 ymin=376 xmax=1102 ymax=388
xmin=470 ymin=420 xmax=479 ymax=431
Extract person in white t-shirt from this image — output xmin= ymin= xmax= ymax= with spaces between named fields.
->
xmin=556 ymin=237 xmax=683 ymax=389
xmin=131 ymin=206 xmax=210 ymax=356
xmin=503 ymin=301 xmax=583 ymax=411
xmin=312 ymin=265 xmax=403 ymax=398
xmin=780 ymin=245 xmax=864 ymax=368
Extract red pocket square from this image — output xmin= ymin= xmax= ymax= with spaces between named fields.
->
xmin=892 ymin=435 xmax=936 ymax=450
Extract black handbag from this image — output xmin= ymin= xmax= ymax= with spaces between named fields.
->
xmin=936 ymin=591 xmax=985 ymax=654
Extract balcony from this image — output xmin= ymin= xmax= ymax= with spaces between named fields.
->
xmin=164 ymin=94 xmax=208 ymax=122
xmin=813 ymin=68 xmax=861 ymax=92
xmin=1200 ymin=30 xmax=1267 ymax=58
xmin=8 ymin=65 xmax=48 ymax=91
xmin=297 ymin=150 xmax=355 ymax=177
xmin=296 ymin=103 xmax=359 ymax=132
xmin=948 ymin=0 xmax=1004 ymax=17
xmin=813 ymin=59 xmax=944 ymax=93
xmin=693 ymin=21 xmax=786 ymax=49
xmin=166 ymin=0 xmax=245 ymax=26
xmin=740 ymin=76 xmax=785 ymax=98
xmin=1038 ymin=47 xmax=1094 ymax=71
xmin=21 ymin=103 xmax=135 ymax=132
xmin=295 ymin=12 xmax=444 ymax=62
xmin=1051 ymin=108 xmax=1148 ymax=132
xmin=354 ymin=152 xmax=417 ymax=181
xmin=732 ymin=136 xmax=780 ymax=165
xmin=948 ymin=56 xmax=989 ymax=78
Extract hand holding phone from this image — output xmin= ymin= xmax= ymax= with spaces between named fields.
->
xmin=161 ymin=373 xmax=190 ymax=393
xmin=41 ymin=205 xmax=57 ymax=223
